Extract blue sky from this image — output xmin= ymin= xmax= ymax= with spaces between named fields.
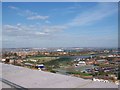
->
xmin=2 ymin=2 xmax=118 ymax=48
xmin=0 ymin=2 xmax=1 ymax=48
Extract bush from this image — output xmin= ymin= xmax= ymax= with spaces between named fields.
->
xmin=50 ymin=70 xmax=56 ymax=73
xmin=118 ymin=72 xmax=120 ymax=80
xmin=66 ymin=71 xmax=92 ymax=76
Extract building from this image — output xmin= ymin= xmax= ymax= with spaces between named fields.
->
xmin=96 ymin=59 xmax=109 ymax=64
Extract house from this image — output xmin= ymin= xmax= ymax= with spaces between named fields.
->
xmin=2 ymin=59 xmax=6 ymax=62
xmin=96 ymin=59 xmax=109 ymax=64
xmin=78 ymin=61 xmax=86 ymax=65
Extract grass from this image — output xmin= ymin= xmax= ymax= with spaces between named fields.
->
xmin=26 ymin=56 xmax=59 ymax=63
xmin=67 ymin=71 xmax=92 ymax=76
xmin=44 ymin=57 xmax=72 ymax=67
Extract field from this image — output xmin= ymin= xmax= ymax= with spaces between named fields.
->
xmin=24 ymin=56 xmax=60 ymax=64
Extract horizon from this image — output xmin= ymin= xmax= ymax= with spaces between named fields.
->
xmin=2 ymin=2 xmax=118 ymax=48
xmin=2 ymin=46 xmax=118 ymax=49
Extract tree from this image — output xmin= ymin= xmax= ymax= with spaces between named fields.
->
xmin=118 ymin=71 xmax=120 ymax=80
xmin=14 ymin=53 xmax=17 ymax=56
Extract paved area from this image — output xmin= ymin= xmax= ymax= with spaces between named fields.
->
xmin=1 ymin=63 xmax=118 ymax=88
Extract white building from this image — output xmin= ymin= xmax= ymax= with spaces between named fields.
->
xmin=78 ymin=61 xmax=86 ymax=65
xmin=56 ymin=49 xmax=64 ymax=52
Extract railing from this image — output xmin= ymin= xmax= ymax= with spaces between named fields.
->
xmin=0 ymin=78 xmax=28 ymax=90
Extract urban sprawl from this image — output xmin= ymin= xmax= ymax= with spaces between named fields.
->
xmin=1 ymin=47 xmax=120 ymax=85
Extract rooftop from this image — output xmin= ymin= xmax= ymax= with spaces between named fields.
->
xmin=1 ymin=63 xmax=118 ymax=88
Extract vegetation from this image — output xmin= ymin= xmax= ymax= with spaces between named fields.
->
xmin=118 ymin=72 xmax=120 ymax=80
xmin=67 ymin=71 xmax=92 ymax=76
xmin=50 ymin=70 xmax=57 ymax=73
xmin=44 ymin=57 xmax=72 ymax=68
xmin=26 ymin=56 xmax=59 ymax=63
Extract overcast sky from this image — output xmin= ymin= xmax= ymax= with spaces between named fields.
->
xmin=2 ymin=2 xmax=118 ymax=48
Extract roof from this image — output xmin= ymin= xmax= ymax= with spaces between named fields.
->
xmin=97 ymin=59 xmax=107 ymax=62
xmin=1 ymin=63 xmax=118 ymax=88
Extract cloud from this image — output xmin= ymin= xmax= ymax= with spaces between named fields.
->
xmin=3 ymin=25 xmax=20 ymax=31
xmin=18 ymin=10 xmax=38 ymax=17
xmin=8 ymin=6 xmax=19 ymax=10
xmin=4 ymin=3 xmax=117 ymax=39
xmin=27 ymin=15 xmax=49 ymax=20
xmin=3 ymin=24 xmax=67 ymax=38
xmin=8 ymin=6 xmax=49 ymax=21
xmin=44 ymin=3 xmax=117 ymax=32
xmin=3 ymin=24 xmax=46 ymax=37
xmin=41 ymin=25 xmax=67 ymax=34
xmin=66 ymin=3 xmax=117 ymax=27
xmin=35 ymin=32 xmax=47 ymax=35
xmin=66 ymin=4 xmax=81 ymax=10
xmin=3 ymin=3 xmax=118 ymax=48
xmin=3 ymin=3 xmax=117 ymax=39
xmin=45 ymin=20 xmax=51 ymax=24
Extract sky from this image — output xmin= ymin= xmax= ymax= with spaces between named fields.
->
xmin=2 ymin=2 xmax=118 ymax=48
xmin=0 ymin=2 xmax=2 ymax=48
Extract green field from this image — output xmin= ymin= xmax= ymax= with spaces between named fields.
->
xmin=66 ymin=71 xmax=92 ymax=76
xmin=24 ymin=56 xmax=60 ymax=64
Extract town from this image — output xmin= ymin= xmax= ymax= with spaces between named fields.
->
xmin=1 ymin=1 xmax=119 ymax=89
xmin=1 ymin=47 xmax=120 ymax=85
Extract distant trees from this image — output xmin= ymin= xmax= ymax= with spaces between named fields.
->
xmin=118 ymin=67 xmax=120 ymax=80
xmin=5 ymin=58 xmax=10 ymax=63
xmin=14 ymin=53 xmax=17 ymax=56
xmin=2 ymin=52 xmax=18 ymax=58
xmin=2 ymin=53 xmax=8 ymax=57
xmin=118 ymin=72 xmax=120 ymax=80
